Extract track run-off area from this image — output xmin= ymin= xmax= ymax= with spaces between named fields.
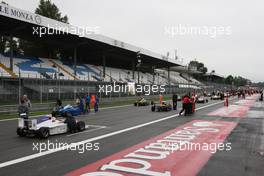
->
xmin=0 ymin=94 xmax=263 ymax=176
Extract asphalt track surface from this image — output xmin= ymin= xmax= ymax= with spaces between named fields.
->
xmin=0 ymin=95 xmax=263 ymax=176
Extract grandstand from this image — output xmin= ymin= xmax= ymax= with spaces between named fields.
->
xmin=0 ymin=3 xmax=226 ymax=103
xmin=0 ymin=53 xmax=203 ymax=86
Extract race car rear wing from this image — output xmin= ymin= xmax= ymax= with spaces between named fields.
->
xmin=18 ymin=117 xmax=37 ymax=130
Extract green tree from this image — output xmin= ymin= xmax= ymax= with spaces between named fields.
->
xmin=35 ymin=0 xmax=69 ymax=23
xmin=19 ymin=0 xmax=69 ymax=58
xmin=225 ymin=75 xmax=234 ymax=84
xmin=189 ymin=60 xmax=208 ymax=74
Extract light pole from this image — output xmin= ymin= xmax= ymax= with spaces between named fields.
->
xmin=15 ymin=63 xmax=21 ymax=104
xmin=40 ymin=63 xmax=43 ymax=103
xmin=136 ymin=51 xmax=141 ymax=84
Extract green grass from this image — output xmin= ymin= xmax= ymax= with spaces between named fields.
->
xmin=0 ymin=111 xmax=49 ymax=120
xmin=0 ymin=96 xmax=173 ymax=120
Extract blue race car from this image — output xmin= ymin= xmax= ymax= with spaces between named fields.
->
xmin=58 ymin=105 xmax=82 ymax=116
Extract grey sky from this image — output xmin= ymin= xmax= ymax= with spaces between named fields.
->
xmin=3 ymin=0 xmax=264 ymax=82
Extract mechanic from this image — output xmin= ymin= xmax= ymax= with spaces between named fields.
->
xmin=18 ymin=98 xmax=29 ymax=128
xmin=179 ymin=94 xmax=191 ymax=116
xmin=55 ymin=99 xmax=62 ymax=109
xmin=85 ymin=93 xmax=91 ymax=113
xmin=23 ymin=94 xmax=31 ymax=108
xmin=79 ymin=96 xmax=85 ymax=114
xmin=220 ymin=92 xmax=224 ymax=100
xmin=191 ymin=93 xmax=196 ymax=113
xmin=52 ymin=99 xmax=63 ymax=117
xmin=172 ymin=93 xmax=178 ymax=110
xmin=91 ymin=94 xmax=95 ymax=108
xmin=139 ymin=96 xmax=145 ymax=103
xmin=260 ymin=91 xmax=263 ymax=101
xmin=159 ymin=94 xmax=164 ymax=103
xmin=64 ymin=112 xmax=77 ymax=133
xmin=94 ymin=95 xmax=99 ymax=113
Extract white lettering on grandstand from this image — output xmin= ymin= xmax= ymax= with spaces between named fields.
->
xmin=0 ymin=4 xmax=41 ymax=24
xmin=85 ymin=121 xmax=221 ymax=175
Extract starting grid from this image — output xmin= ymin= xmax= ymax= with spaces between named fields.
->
xmin=66 ymin=95 xmax=260 ymax=176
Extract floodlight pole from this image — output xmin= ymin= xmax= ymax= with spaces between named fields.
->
xmin=58 ymin=67 xmax=61 ymax=99
xmin=102 ymin=55 xmax=106 ymax=78
xmin=167 ymin=66 xmax=171 ymax=94
xmin=40 ymin=63 xmax=43 ymax=103
xmin=9 ymin=34 xmax=13 ymax=71
xmin=132 ymin=60 xmax=135 ymax=80
xmin=17 ymin=64 xmax=21 ymax=104
xmin=136 ymin=51 xmax=141 ymax=84
xmin=73 ymin=47 xmax=77 ymax=100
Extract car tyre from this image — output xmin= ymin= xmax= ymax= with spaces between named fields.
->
xmin=17 ymin=128 xmax=26 ymax=137
xmin=38 ymin=127 xmax=50 ymax=139
xmin=77 ymin=121 xmax=85 ymax=132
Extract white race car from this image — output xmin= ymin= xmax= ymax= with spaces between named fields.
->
xmin=17 ymin=114 xmax=86 ymax=139
xmin=211 ymin=95 xmax=221 ymax=100
xmin=196 ymin=96 xmax=209 ymax=103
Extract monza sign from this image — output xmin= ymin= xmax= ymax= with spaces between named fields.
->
xmin=66 ymin=120 xmax=237 ymax=176
xmin=0 ymin=3 xmax=41 ymax=24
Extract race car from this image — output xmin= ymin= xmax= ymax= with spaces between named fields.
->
xmin=196 ymin=96 xmax=209 ymax=103
xmin=134 ymin=98 xmax=149 ymax=106
xmin=177 ymin=96 xmax=182 ymax=101
xmin=211 ymin=95 xmax=221 ymax=100
xmin=57 ymin=104 xmax=82 ymax=117
xmin=151 ymin=101 xmax=172 ymax=112
xmin=16 ymin=114 xmax=86 ymax=139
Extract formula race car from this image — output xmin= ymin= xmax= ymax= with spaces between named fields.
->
xmin=196 ymin=96 xmax=209 ymax=103
xmin=16 ymin=114 xmax=86 ymax=139
xmin=134 ymin=98 xmax=149 ymax=106
xmin=57 ymin=104 xmax=82 ymax=117
xmin=151 ymin=101 xmax=172 ymax=112
xmin=211 ymin=95 xmax=221 ymax=100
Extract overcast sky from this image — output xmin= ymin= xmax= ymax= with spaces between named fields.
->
xmin=3 ymin=0 xmax=264 ymax=82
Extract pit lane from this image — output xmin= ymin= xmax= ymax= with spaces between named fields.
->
xmin=0 ymin=96 xmax=263 ymax=176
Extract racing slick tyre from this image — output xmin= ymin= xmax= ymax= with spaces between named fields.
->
xmin=134 ymin=102 xmax=137 ymax=106
xmin=77 ymin=121 xmax=85 ymax=132
xmin=38 ymin=127 xmax=50 ymax=139
xmin=151 ymin=105 xmax=156 ymax=112
xmin=17 ymin=128 xmax=26 ymax=137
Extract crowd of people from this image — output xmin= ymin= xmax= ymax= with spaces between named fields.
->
xmin=76 ymin=94 xmax=100 ymax=114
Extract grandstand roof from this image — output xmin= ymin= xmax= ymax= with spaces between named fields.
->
xmin=0 ymin=3 xmax=181 ymax=70
xmin=204 ymin=72 xmax=225 ymax=79
xmin=170 ymin=66 xmax=202 ymax=74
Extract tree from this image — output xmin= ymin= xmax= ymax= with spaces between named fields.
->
xmin=35 ymin=0 xmax=69 ymax=23
xmin=0 ymin=36 xmax=8 ymax=53
xmin=189 ymin=60 xmax=208 ymax=74
xmin=19 ymin=0 xmax=70 ymax=58
xmin=225 ymin=75 xmax=234 ymax=84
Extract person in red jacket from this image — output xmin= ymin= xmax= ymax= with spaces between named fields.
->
xmin=179 ymin=94 xmax=191 ymax=116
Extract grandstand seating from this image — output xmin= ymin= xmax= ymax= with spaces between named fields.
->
xmin=0 ymin=53 xmax=203 ymax=86
xmin=180 ymin=73 xmax=202 ymax=85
